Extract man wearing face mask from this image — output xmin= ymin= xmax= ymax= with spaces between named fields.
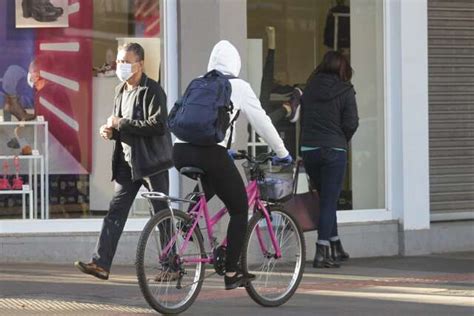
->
xmin=75 ymin=43 xmax=173 ymax=280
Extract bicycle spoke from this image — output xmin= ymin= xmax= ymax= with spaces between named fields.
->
xmin=137 ymin=210 xmax=205 ymax=313
xmin=244 ymin=210 xmax=304 ymax=305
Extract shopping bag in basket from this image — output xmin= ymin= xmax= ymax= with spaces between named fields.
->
xmin=284 ymin=161 xmax=319 ymax=232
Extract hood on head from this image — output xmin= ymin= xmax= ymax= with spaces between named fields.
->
xmin=207 ymin=40 xmax=241 ymax=77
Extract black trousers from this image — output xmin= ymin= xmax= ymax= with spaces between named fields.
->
xmin=173 ymin=143 xmax=248 ymax=272
xmin=92 ymin=155 xmax=169 ymax=271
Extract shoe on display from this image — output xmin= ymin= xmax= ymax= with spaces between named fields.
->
xmin=285 ymin=87 xmax=303 ymax=123
xmin=7 ymin=138 xmax=20 ymax=149
xmin=11 ymin=156 xmax=24 ymax=190
xmin=21 ymin=145 xmax=33 ymax=156
xmin=0 ymin=161 xmax=11 ymax=190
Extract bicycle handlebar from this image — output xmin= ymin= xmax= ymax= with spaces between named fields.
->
xmin=233 ymin=150 xmax=274 ymax=164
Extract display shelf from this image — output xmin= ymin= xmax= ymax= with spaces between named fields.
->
xmin=0 ymin=185 xmax=34 ymax=219
xmin=0 ymin=118 xmax=49 ymax=219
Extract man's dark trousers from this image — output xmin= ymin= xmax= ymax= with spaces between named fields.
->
xmin=92 ymin=155 xmax=169 ymax=271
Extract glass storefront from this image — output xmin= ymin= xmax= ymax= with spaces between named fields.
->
xmin=0 ymin=0 xmax=386 ymax=223
xmin=247 ymin=0 xmax=385 ymax=210
xmin=0 ymin=0 xmax=161 ymax=219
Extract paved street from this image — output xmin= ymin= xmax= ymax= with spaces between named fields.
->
xmin=1 ymin=252 xmax=473 ymax=315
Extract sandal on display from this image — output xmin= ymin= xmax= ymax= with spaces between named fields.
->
xmin=0 ymin=161 xmax=11 ymax=190
xmin=11 ymin=157 xmax=24 ymax=190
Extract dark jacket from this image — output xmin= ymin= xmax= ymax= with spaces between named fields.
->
xmin=111 ymin=73 xmax=173 ymax=181
xmin=324 ymin=4 xmax=350 ymax=49
xmin=300 ymin=73 xmax=359 ymax=150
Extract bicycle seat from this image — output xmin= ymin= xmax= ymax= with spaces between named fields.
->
xmin=179 ymin=167 xmax=205 ymax=180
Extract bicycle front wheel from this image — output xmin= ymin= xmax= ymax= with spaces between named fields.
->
xmin=242 ymin=207 xmax=305 ymax=307
xmin=136 ymin=209 xmax=206 ymax=314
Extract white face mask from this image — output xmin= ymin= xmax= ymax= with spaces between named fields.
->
xmin=27 ymin=72 xmax=34 ymax=88
xmin=116 ymin=63 xmax=134 ymax=82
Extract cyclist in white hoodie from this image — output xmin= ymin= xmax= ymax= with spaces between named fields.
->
xmin=173 ymin=40 xmax=292 ymax=290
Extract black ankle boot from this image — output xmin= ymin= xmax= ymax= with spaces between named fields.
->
xmin=330 ymin=240 xmax=350 ymax=262
xmin=313 ymin=243 xmax=340 ymax=268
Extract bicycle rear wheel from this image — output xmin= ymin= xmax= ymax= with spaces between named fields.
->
xmin=136 ymin=209 xmax=206 ymax=314
xmin=242 ymin=207 xmax=305 ymax=307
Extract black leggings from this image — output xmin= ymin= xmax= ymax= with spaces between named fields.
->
xmin=173 ymin=143 xmax=248 ymax=272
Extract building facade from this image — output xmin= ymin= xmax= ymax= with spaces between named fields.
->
xmin=0 ymin=0 xmax=472 ymax=263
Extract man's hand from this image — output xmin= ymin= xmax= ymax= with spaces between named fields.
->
xmin=107 ymin=116 xmax=122 ymax=129
xmin=99 ymin=124 xmax=114 ymax=140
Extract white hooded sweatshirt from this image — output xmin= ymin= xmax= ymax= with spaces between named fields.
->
xmin=176 ymin=40 xmax=289 ymax=158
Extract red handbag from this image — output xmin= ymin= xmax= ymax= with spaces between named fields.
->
xmin=284 ymin=161 xmax=320 ymax=232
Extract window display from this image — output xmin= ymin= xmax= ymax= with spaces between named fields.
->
xmin=1 ymin=0 xmax=162 ymax=219
xmin=247 ymin=0 xmax=385 ymax=210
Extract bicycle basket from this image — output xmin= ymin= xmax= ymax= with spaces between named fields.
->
xmin=243 ymin=161 xmax=296 ymax=202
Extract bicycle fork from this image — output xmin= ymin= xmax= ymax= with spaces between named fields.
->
xmin=255 ymin=201 xmax=283 ymax=259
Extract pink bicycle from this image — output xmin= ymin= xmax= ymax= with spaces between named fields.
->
xmin=136 ymin=151 xmax=305 ymax=314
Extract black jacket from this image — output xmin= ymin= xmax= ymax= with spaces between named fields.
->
xmin=111 ymin=74 xmax=173 ymax=181
xmin=300 ymin=73 xmax=359 ymax=150
xmin=324 ymin=4 xmax=350 ymax=49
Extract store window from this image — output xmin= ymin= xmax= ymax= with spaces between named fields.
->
xmin=0 ymin=0 xmax=162 ymax=219
xmin=247 ymin=0 xmax=385 ymax=210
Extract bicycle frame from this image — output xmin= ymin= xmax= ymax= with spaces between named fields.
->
xmin=159 ymin=179 xmax=283 ymax=265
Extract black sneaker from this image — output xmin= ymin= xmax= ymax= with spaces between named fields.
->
xmin=225 ymin=271 xmax=256 ymax=290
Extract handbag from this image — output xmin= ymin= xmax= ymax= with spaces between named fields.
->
xmin=283 ymin=160 xmax=320 ymax=232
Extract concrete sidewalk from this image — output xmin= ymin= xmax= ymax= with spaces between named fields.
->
xmin=1 ymin=252 xmax=473 ymax=315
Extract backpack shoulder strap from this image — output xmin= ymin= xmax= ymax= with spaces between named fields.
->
xmin=226 ymin=109 xmax=240 ymax=149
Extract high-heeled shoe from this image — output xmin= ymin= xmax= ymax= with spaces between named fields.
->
xmin=0 ymin=161 xmax=11 ymax=190
xmin=11 ymin=157 xmax=24 ymax=190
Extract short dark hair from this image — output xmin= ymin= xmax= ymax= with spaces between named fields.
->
xmin=119 ymin=42 xmax=145 ymax=61
xmin=312 ymin=51 xmax=353 ymax=82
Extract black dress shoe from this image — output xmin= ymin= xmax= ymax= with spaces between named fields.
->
xmin=225 ymin=271 xmax=256 ymax=290
xmin=74 ymin=261 xmax=109 ymax=280
xmin=330 ymin=239 xmax=350 ymax=262
xmin=313 ymin=243 xmax=340 ymax=268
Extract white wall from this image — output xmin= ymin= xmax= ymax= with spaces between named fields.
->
xmin=386 ymin=0 xmax=430 ymax=255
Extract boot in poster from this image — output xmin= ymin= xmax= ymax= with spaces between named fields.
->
xmin=4 ymin=95 xmax=35 ymax=121
xmin=39 ymin=0 xmax=64 ymax=17
xmin=22 ymin=0 xmax=61 ymax=22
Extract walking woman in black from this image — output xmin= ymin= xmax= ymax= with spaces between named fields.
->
xmin=300 ymin=51 xmax=359 ymax=268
